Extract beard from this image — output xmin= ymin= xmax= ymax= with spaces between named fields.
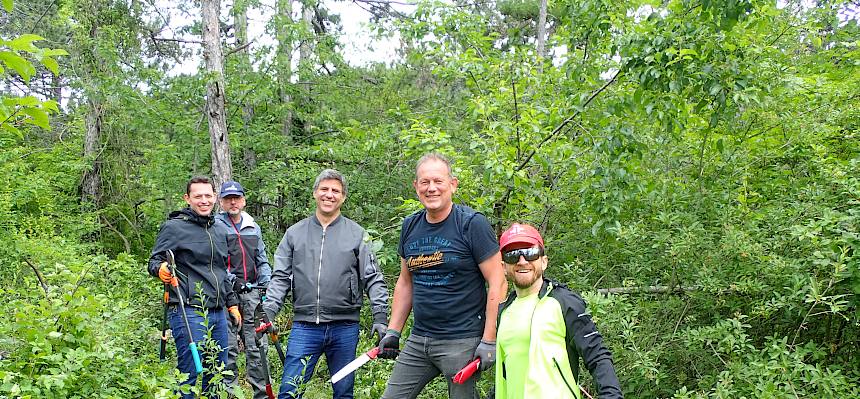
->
xmin=226 ymin=209 xmax=242 ymax=217
xmin=507 ymin=266 xmax=543 ymax=290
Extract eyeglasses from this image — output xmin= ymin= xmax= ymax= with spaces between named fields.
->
xmin=502 ymin=247 xmax=544 ymax=264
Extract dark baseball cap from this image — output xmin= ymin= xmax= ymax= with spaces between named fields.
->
xmin=219 ymin=181 xmax=245 ymax=198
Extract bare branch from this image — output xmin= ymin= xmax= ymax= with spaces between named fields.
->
xmin=23 ymin=258 xmax=50 ymax=298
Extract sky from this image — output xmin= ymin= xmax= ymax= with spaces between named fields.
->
xmin=161 ymin=0 xmax=415 ymax=76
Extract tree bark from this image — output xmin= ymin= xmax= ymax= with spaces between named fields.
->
xmin=277 ymin=0 xmax=294 ymax=138
xmin=81 ymin=97 xmax=102 ymax=206
xmin=536 ymin=0 xmax=547 ymax=63
xmin=299 ymin=0 xmax=315 ymax=135
xmin=202 ymin=0 xmax=232 ymax=187
xmin=233 ymin=0 xmax=257 ymax=170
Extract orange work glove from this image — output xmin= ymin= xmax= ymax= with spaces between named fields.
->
xmin=158 ymin=262 xmax=178 ymax=287
xmin=228 ymin=306 xmax=242 ymax=326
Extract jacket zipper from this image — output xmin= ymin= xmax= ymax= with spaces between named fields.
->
xmin=207 ymin=224 xmax=220 ymax=307
xmin=553 ymin=357 xmax=578 ymax=397
xmin=316 ymin=227 xmax=326 ymax=323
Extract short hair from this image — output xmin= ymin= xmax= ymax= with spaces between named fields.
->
xmin=415 ymin=152 xmax=454 ymax=179
xmin=313 ymin=169 xmax=348 ymax=196
xmin=186 ymin=176 xmax=215 ymax=194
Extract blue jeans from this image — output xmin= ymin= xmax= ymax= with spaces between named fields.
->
xmin=168 ymin=306 xmax=230 ymax=399
xmin=279 ymin=321 xmax=360 ymax=399
xmin=381 ymin=335 xmax=482 ymax=399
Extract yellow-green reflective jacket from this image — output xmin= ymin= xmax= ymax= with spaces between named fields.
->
xmin=495 ymin=279 xmax=623 ymax=399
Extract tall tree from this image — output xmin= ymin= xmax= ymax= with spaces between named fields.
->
xmin=202 ymin=0 xmax=232 ymax=186
xmin=276 ymin=0 xmax=294 ymax=138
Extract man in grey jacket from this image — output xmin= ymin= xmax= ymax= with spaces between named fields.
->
xmin=263 ymin=169 xmax=389 ymax=399
xmin=215 ymin=180 xmax=273 ymax=399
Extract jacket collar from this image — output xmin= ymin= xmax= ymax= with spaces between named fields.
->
xmin=171 ymin=207 xmax=214 ymax=227
xmin=217 ymin=211 xmax=254 ymax=230
xmin=500 ymin=279 xmax=554 ymax=312
xmin=312 ymin=213 xmax=343 ymax=228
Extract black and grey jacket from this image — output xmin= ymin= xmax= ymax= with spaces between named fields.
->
xmin=215 ymin=211 xmax=271 ymax=286
xmin=263 ymin=214 xmax=388 ymax=324
xmin=148 ymin=207 xmax=238 ymax=309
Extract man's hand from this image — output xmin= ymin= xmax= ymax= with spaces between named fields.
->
xmin=233 ymin=278 xmax=252 ymax=294
xmin=377 ymin=329 xmax=401 ymax=359
xmin=473 ymin=340 xmax=496 ymax=371
xmin=370 ymin=323 xmax=387 ymax=344
xmin=158 ymin=262 xmax=178 ymax=286
xmin=228 ymin=306 xmax=242 ymax=326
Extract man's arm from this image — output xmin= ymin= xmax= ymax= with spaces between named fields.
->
xmin=386 ymin=258 xmax=413 ymax=333
xmin=359 ymin=239 xmax=389 ymax=324
xmin=564 ymin=292 xmax=623 ymax=398
xmin=477 ymin=251 xmax=506 ymax=342
xmin=262 ymin=230 xmax=293 ymax=320
xmin=254 ymin=222 xmax=272 ymax=285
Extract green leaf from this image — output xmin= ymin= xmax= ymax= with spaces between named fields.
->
xmin=9 ymin=34 xmax=44 ymax=52
xmin=21 ymin=107 xmax=50 ymax=129
xmin=1 ymin=0 xmax=11 ymax=12
xmin=0 ymin=51 xmax=36 ymax=81
xmin=41 ymin=57 xmax=59 ymax=76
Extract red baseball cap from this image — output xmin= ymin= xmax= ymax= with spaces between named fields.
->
xmin=499 ymin=223 xmax=544 ymax=251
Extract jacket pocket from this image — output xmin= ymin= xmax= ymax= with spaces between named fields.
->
xmin=348 ymin=275 xmax=359 ymax=303
xmin=553 ymin=357 xmax=578 ymax=397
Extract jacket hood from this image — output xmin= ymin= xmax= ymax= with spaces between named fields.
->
xmin=170 ymin=207 xmax=215 ymax=227
xmin=217 ymin=210 xmax=256 ymax=230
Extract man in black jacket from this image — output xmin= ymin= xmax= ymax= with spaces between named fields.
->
xmin=148 ymin=176 xmax=241 ymax=399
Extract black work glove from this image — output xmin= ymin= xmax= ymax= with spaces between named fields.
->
xmin=473 ymin=340 xmax=496 ymax=371
xmin=377 ymin=329 xmax=401 ymax=359
xmin=370 ymin=323 xmax=387 ymax=344
xmin=233 ymin=278 xmax=252 ymax=294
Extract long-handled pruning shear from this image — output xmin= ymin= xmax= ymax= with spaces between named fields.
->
xmin=243 ymin=284 xmax=285 ymax=399
xmin=166 ymin=249 xmax=203 ymax=374
xmin=159 ymin=289 xmax=169 ymax=361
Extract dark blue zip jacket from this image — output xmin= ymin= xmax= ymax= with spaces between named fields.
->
xmin=148 ymin=207 xmax=238 ymax=309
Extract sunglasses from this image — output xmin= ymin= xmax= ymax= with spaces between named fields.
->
xmin=502 ymin=247 xmax=544 ymax=264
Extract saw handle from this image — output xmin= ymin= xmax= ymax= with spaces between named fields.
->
xmin=453 ymin=358 xmax=480 ymax=384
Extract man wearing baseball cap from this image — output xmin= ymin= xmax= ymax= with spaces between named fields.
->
xmin=495 ymin=223 xmax=623 ymax=399
xmin=215 ymin=180 xmax=273 ymax=398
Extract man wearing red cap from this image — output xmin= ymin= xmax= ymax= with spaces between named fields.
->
xmin=495 ymin=223 xmax=623 ymax=399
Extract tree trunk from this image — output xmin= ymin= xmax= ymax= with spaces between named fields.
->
xmin=233 ymin=0 xmax=257 ymax=170
xmin=277 ymin=0 xmax=293 ymax=138
xmin=299 ymin=0 xmax=315 ymax=136
xmin=536 ymin=0 xmax=547 ymax=63
xmin=202 ymin=0 xmax=232 ymax=187
xmin=81 ymin=97 xmax=102 ymax=206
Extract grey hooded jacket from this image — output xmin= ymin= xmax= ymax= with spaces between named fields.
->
xmin=263 ymin=214 xmax=388 ymax=324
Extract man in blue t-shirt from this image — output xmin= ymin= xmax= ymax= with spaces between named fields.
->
xmin=378 ymin=153 xmax=507 ymax=399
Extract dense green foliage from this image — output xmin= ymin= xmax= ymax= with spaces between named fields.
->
xmin=2 ymin=0 xmax=858 ymax=397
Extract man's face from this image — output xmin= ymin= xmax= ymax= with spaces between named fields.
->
xmin=219 ymin=195 xmax=245 ymax=217
xmin=184 ymin=182 xmax=216 ymax=217
xmin=313 ymin=179 xmax=345 ymax=217
xmin=502 ymin=244 xmax=548 ymax=292
xmin=413 ymin=159 xmax=458 ymax=214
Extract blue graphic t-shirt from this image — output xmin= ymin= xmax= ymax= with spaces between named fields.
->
xmin=398 ymin=204 xmax=500 ymax=338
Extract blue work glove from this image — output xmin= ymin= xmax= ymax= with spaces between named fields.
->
xmin=473 ymin=340 xmax=496 ymax=371
xmin=377 ymin=329 xmax=401 ymax=359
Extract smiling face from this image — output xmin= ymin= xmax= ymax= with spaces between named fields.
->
xmin=313 ymin=178 xmax=346 ymax=219
xmin=184 ymin=182 xmax=216 ymax=217
xmin=502 ymin=243 xmax=548 ymax=296
xmin=413 ymin=158 xmax=458 ymax=221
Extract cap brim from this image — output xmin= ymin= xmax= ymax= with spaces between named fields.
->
xmin=501 ymin=237 xmax=542 ymax=252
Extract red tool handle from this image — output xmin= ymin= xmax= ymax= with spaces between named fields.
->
xmin=452 ymin=359 xmax=480 ymax=384
xmin=255 ymin=321 xmax=272 ymax=333
xmin=366 ymin=346 xmax=381 ymax=359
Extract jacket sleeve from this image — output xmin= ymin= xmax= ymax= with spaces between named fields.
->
xmin=262 ymin=229 xmax=293 ymax=321
xmin=563 ymin=292 xmax=623 ymax=398
xmin=358 ymin=235 xmax=389 ymax=324
xmin=147 ymin=221 xmax=175 ymax=277
xmin=224 ymin=272 xmax=239 ymax=308
xmin=255 ymin=222 xmax=272 ymax=285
